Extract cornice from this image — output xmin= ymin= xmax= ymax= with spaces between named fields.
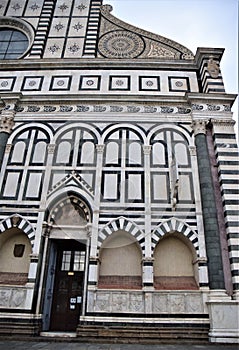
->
xmin=0 ymin=58 xmax=198 ymax=71
xmin=186 ymin=92 xmax=237 ymax=107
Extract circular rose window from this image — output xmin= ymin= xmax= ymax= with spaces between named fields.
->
xmin=0 ymin=29 xmax=29 ymax=59
xmin=0 ymin=17 xmax=34 ymax=59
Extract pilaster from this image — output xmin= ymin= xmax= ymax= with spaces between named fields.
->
xmin=0 ymin=94 xmax=22 ymax=166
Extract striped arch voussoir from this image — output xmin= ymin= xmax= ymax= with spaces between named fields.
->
xmin=98 ymin=217 xmax=145 ymax=254
xmin=152 ymin=218 xmax=199 ymax=256
xmin=0 ymin=215 xmax=35 ymax=248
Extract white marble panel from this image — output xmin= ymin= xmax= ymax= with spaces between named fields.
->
xmin=64 ymin=38 xmax=84 ymax=58
xmin=74 ymin=0 xmax=90 ymax=16
xmin=25 ymin=173 xmax=42 ymax=198
xmin=7 ymin=0 xmax=24 ymax=16
xmin=0 ymin=286 xmax=33 ymax=310
xmin=49 ymin=18 xmax=68 ymax=37
xmin=68 ymin=17 xmax=88 ymax=37
xmin=25 ymin=0 xmax=44 ymax=16
xmin=0 ymin=0 xmax=8 ymax=15
xmin=3 ymin=172 xmax=20 ymax=197
xmin=44 ymin=39 xmax=64 ymax=58
xmin=54 ymin=0 xmax=72 ymax=16
xmin=152 ymin=174 xmax=168 ymax=201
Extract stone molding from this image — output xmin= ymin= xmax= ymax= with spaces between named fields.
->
xmin=210 ymin=119 xmax=236 ymax=127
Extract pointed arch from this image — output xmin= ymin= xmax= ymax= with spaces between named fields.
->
xmin=98 ymin=216 xmax=145 ymax=254
xmin=152 ymin=218 xmax=199 ymax=256
xmin=0 ymin=214 xmax=35 ymax=247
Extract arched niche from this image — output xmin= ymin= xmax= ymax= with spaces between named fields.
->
xmin=98 ymin=230 xmax=142 ymax=289
xmin=0 ymin=228 xmax=31 ymax=285
xmin=153 ymin=232 xmax=199 ymax=290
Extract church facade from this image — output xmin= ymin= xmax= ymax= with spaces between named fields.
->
xmin=0 ymin=0 xmax=238 ymax=343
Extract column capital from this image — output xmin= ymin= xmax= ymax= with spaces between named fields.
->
xmin=0 ymin=92 xmax=22 ymax=111
xmin=192 ymin=119 xmax=208 ymax=136
xmin=143 ymin=145 xmax=152 ymax=155
xmin=0 ymin=113 xmax=15 ymax=134
xmin=189 ymin=146 xmax=197 ymax=156
xmin=47 ymin=144 xmax=56 ymax=154
xmin=96 ymin=144 xmax=105 ymax=153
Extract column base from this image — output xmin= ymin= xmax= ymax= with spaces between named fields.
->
xmin=207 ymin=290 xmax=239 ymax=343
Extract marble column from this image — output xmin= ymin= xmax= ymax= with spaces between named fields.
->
xmin=192 ymin=120 xmax=225 ymax=290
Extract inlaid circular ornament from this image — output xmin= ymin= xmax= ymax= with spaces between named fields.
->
xmin=98 ymin=30 xmax=145 ymax=58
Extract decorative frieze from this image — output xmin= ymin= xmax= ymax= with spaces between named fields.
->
xmin=90 ymin=290 xmax=205 ymax=314
xmin=192 ymin=104 xmax=231 ymax=112
xmin=0 ymin=287 xmax=27 ymax=308
xmin=13 ymin=103 xmax=193 ymax=115
xmin=10 ymin=101 xmax=232 ymax=115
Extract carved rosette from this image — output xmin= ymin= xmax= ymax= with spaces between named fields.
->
xmin=98 ymin=30 xmax=145 ymax=58
xmin=192 ymin=120 xmax=207 ymax=136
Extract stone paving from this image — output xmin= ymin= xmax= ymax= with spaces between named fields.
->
xmin=0 ymin=341 xmax=238 ymax=350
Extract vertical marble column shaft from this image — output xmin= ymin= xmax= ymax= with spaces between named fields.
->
xmin=193 ymin=120 xmax=225 ymax=290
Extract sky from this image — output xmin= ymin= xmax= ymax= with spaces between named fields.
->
xmin=104 ymin=0 xmax=238 ymax=134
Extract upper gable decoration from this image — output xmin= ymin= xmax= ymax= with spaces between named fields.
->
xmin=97 ymin=5 xmax=194 ymax=60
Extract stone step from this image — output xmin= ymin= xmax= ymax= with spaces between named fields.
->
xmin=76 ymin=325 xmax=209 ymax=343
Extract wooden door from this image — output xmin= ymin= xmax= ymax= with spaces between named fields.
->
xmin=50 ymin=244 xmax=86 ymax=331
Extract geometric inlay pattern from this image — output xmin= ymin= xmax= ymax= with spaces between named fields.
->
xmin=50 ymin=76 xmax=72 ymax=90
xmin=21 ymin=76 xmax=44 ymax=91
xmin=0 ymin=77 xmax=16 ymax=91
xmin=109 ymin=76 xmax=131 ymax=90
xmin=139 ymin=76 xmax=160 ymax=91
xmin=79 ymin=75 xmax=101 ymax=90
xmin=168 ymin=77 xmax=190 ymax=92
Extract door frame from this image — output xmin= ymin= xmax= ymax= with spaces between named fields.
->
xmin=42 ymin=238 xmax=88 ymax=331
